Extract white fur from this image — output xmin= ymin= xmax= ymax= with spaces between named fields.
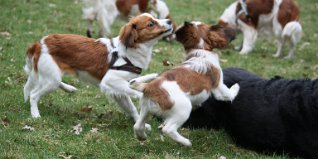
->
xmin=23 ymin=14 xmax=173 ymax=121
xmin=220 ymin=0 xmax=302 ymax=58
xmin=82 ymin=0 xmax=118 ymax=37
xmin=82 ymin=0 xmax=171 ymax=37
xmin=130 ymin=48 xmax=240 ymax=146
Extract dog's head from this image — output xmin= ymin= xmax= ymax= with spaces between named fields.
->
xmin=119 ymin=13 xmax=173 ymax=48
xmin=175 ymin=21 xmax=236 ymax=51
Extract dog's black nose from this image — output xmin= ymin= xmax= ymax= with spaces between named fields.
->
xmin=167 ymin=20 xmax=172 ymax=25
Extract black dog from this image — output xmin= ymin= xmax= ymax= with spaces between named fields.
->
xmin=184 ymin=68 xmax=318 ymax=159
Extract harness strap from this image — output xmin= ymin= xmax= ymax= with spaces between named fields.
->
xmin=236 ymin=0 xmax=251 ymax=25
xmin=109 ymin=52 xmax=142 ymax=75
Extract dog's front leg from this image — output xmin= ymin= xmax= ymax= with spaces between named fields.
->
xmin=112 ymin=95 xmax=140 ymax=122
xmin=238 ymin=21 xmax=258 ymax=55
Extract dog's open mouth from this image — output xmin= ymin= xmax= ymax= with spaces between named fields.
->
xmin=161 ymin=28 xmax=172 ymax=34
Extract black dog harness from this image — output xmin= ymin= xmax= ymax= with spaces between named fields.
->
xmin=236 ymin=0 xmax=251 ymax=24
xmin=108 ymin=38 xmax=142 ymax=75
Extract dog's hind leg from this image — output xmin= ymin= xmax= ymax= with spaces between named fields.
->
xmin=212 ymin=82 xmax=240 ymax=102
xmin=59 ymin=82 xmax=77 ymax=93
xmin=273 ymin=38 xmax=285 ymax=58
xmin=29 ymin=53 xmax=62 ymax=118
xmin=24 ymin=71 xmax=37 ymax=102
xmin=161 ymin=100 xmax=192 ymax=146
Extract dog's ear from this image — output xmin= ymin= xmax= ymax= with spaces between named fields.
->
xmin=184 ymin=21 xmax=192 ymax=26
xmin=119 ymin=23 xmax=138 ymax=48
xmin=205 ymin=25 xmax=236 ymax=49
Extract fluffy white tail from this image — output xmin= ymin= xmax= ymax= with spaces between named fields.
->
xmin=282 ymin=21 xmax=303 ymax=43
xmin=129 ymin=73 xmax=158 ymax=92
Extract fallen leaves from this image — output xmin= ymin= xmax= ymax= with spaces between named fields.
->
xmin=162 ymin=60 xmax=173 ymax=66
xmin=80 ymin=106 xmax=92 ymax=113
xmin=71 ymin=123 xmax=82 ymax=135
xmin=22 ymin=125 xmax=35 ymax=131
xmin=1 ymin=116 xmax=10 ymax=127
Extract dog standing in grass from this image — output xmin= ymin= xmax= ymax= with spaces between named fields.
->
xmin=82 ymin=0 xmax=175 ymax=38
xmin=23 ymin=13 xmax=173 ymax=124
xmin=129 ymin=21 xmax=239 ymax=146
xmin=219 ymin=0 xmax=302 ymax=58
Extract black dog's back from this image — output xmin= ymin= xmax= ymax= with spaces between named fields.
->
xmin=185 ymin=68 xmax=318 ymax=158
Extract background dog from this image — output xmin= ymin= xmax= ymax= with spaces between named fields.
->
xmin=184 ymin=68 xmax=318 ymax=158
xmin=23 ymin=13 xmax=173 ymax=124
xmin=219 ymin=0 xmax=302 ymax=58
xmin=129 ymin=21 xmax=239 ymax=146
xmin=82 ymin=0 xmax=175 ymax=38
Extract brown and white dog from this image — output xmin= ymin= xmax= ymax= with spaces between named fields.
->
xmin=129 ymin=22 xmax=239 ymax=146
xmin=23 ymin=13 xmax=173 ymax=125
xmin=219 ymin=0 xmax=302 ymax=58
xmin=82 ymin=0 xmax=175 ymax=38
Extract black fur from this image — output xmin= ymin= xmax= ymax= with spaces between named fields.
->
xmin=184 ymin=68 xmax=318 ymax=159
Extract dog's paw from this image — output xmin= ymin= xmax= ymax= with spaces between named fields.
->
xmin=273 ymin=53 xmax=281 ymax=58
xmin=145 ymin=123 xmax=152 ymax=131
xmin=180 ymin=139 xmax=192 ymax=147
xmin=230 ymin=83 xmax=240 ymax=99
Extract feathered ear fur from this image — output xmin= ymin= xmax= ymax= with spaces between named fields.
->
xmin=205 ymin=25 xmax=236 ymax=49
xmin=119 ymin=23 xmax=138 ymax=48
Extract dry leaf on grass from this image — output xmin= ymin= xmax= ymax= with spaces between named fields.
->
xmin=1 ymin=116 xmax=10 ymax=127
xmin=80 ymin=106 xmax=92 ymax=113
xmin=162 ymin=60 xmax=173 ymax=66
xmin=0 ymin=31 xmax=11 ymax=37
xmin=90 ymin=127 xmax=98 ymax=133
xmin=22 ymin=125 xmax=35 ymax=131
xmin=71 ymin=123 xmax=82 ymax=135
xmin=98 ymin=112 xmax=113 ymax=119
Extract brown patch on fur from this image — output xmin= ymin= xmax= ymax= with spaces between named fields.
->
xmin=42 ymin=34 xmax=109 ymax=80
xmin=26 ymin=42 xmax=41 ymax=72
xmin=277 ymin=0 xmax=300 ymax=27
xmin=143 ymin=67 xmax=220 ymax=110
xmin=236 ymin=0 xmax=274 ymax=28
xmin=119 ymin=14 xmax=169 ymax=48
xmin=176 ymin=22 xmax=235 ymax=52
xmin=175 ymin=22 xmax=210 ymax=51
xmin=205 ymin=25 xmax=236 ymax=49
xmin=116 ymin=0 xmax=149 ymax=16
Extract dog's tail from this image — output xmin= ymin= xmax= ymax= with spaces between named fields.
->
xmin=282 ymin=21 xmax=303 ymax=43
xmin=24 ymin=42 xmax=41 ymax=75
xmin=129 ymin=73 xmax=159 ymax=92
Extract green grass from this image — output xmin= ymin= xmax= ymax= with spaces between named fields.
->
xmin=0 ymin=0 xmax=317 ymax=158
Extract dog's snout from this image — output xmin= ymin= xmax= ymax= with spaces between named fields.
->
xmin=167 ymin=20 xmax=172 ymax=25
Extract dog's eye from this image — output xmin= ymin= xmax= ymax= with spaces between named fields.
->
xmin=148 ymin=21 xmax=155 ymax=27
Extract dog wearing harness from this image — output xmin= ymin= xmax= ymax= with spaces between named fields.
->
xmin=23 ymin=13 xmax=173 ymax=128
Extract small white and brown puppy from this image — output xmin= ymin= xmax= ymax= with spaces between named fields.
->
xmin=219 ymin=0 xmax=302 ymax=58
xmin=83 ymin=0 xmax=175 ymax=38
xmin=23 ymin=13 xmax=173 ymax=124
xmin=129 ymin=22 xmax=239 ymax=146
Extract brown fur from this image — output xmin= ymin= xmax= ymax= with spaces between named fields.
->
xmin=116 ymin=0 xmax=149 ymax=16
xmin=43 ymin=34 xmax=109 ymax=80
xmin=277 ymin=0 xmax=300 ymax=27
xmin=27 ymin=42 xmax=41 ymax=72
xmin=119 ymin=15 xmax=168 ymax=48
xmin=236 ymin=0 xmax=274 ymax=28
xmin=235 ymin=0 xmax=300 ymax=28
xmin=143 ymin=66 xmax=220 ymax=110
xmin=176 ymin=22 xmax=236 ymax=52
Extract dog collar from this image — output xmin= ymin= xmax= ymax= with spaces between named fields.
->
xmin=109 ymin=51 xmax=142 ymax=75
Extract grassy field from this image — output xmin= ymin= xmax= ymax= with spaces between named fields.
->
xmin=0 ymin=0 xmax=317 ymax=158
